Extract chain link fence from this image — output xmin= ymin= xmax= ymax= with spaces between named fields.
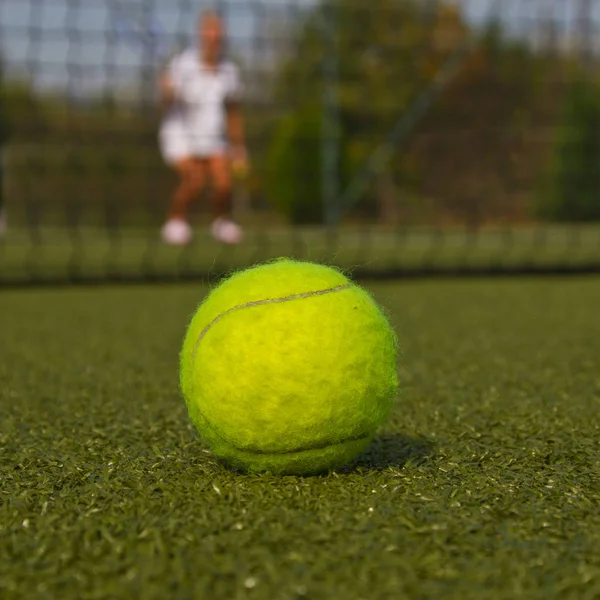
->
xmin=1 ymin=0 xmax=599 ymax=285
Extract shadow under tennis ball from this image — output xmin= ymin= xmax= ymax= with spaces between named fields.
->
xmin=189 ymin=432 xmax=435 ymax=476
xmin=350 ymin=433 xmax=436 ymax=471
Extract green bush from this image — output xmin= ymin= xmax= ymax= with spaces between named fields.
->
xmin=538 ymin=76 xmax=600 ymax=222
xmin=265 ymin=107 xmax=350 ymax=225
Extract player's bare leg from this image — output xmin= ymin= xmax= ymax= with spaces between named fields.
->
xmin=168 ymin=158 xmax=206 ymax=220
xmin=162 ymin=158 xmax=206 ymax=245
xmin=208 ymin=154 xmax=243 ymax=245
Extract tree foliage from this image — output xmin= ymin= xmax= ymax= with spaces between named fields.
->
xmin=265 ymin=0 xmax=472 ymax=223
xmin=537 ymin=75 xmax=600 ymax=222
xmin=265 ymin=1 xmax=559 ymax=226
xmin=408 ymin=20 xmax=554 ymax=225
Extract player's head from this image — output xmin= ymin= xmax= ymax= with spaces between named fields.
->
xmin=198 ymin=9 xmax=224 ymax=62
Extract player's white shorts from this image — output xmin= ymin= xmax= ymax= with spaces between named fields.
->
xmin=159 ymin=118 xmax=227 ymax=165
xmin=159 ymin=118 xmax=190 ymax=165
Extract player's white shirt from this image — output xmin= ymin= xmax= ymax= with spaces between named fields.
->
xmin=159 ymin=49 xmax=242 ymax=163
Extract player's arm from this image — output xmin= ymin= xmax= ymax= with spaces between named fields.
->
xmin=226 ymin=100 xmax=245 ymax=153
xmin=225 ymin=64 xmax=247 ymax=170
xmin=158 ymin=53 xmax=182 ymax=113
xmin=226 ymin=101 xmax=248 ymax=177
xmin=158 ymin=71 xmax=176 ymax=112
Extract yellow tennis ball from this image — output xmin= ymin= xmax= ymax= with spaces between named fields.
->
xmin=180 ymin=259 xmax=399 ymax=475
xmin=231 ymin=158 xmax=248 ymax=180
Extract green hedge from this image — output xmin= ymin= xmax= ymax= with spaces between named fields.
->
xmin=538 ymin=76 xmax=600 ymax=222
xmin=265 ymin=107 xmax=351 ymax=225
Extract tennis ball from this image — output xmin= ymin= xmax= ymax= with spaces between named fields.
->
xmin=231 ymin=158 xmax=249 ymax=180
xmin=180 ymin=259 xmax=398 ymax=475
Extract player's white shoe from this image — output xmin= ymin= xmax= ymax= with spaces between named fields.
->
xmin=161 ymin=218 xmax=192 ymax=246
xmin=211 ymin=217 xmax=244 ymax=245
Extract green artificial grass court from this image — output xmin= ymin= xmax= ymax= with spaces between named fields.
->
xmin=1 ymin=275 xmax=599 ymax=599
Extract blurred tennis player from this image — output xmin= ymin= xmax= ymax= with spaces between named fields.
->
xmin=158 ymin=10 xmax=247 ymax=245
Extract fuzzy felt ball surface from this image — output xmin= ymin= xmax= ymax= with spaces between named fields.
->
xmin=180 ymin=259 xmax=399 ymax=475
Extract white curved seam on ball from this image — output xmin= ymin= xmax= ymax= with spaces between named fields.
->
xmin=191 ymin=283 xmax=352 ymax=363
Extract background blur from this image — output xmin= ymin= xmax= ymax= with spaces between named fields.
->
xmin=1 ymin=0 xmax=600 ymax=284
